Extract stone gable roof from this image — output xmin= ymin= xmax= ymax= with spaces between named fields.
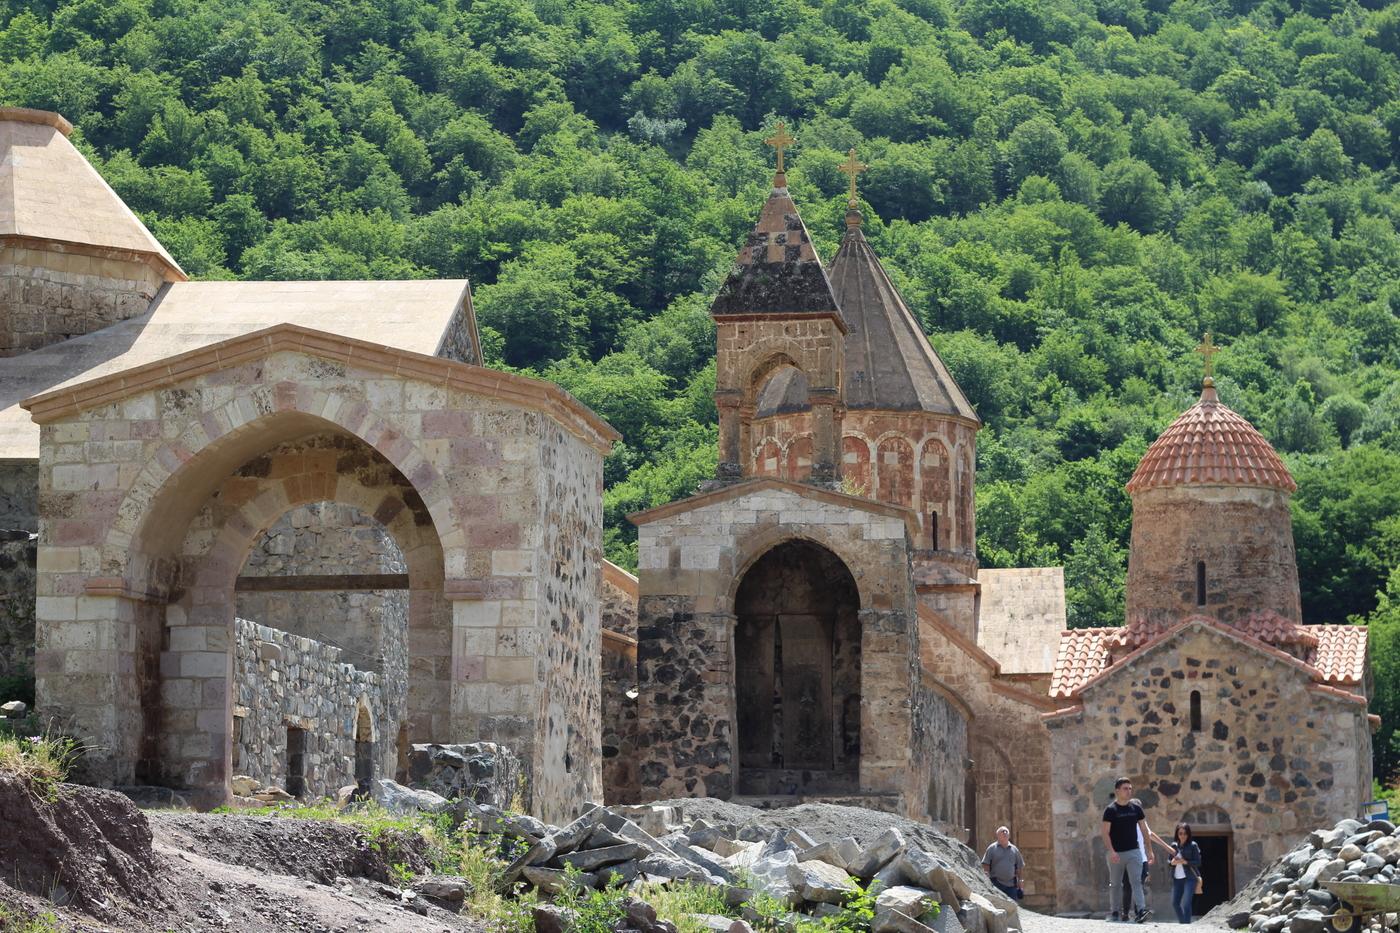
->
xmin=19 ymin=321 xmax=617 ymax=452
xmin=708 ymin=181 xmax=844 ymax=326
xmin=1126 ymin=381 xmax=1296 ymax=493
xmin=0 ymin=279 xmax=480 ymax=459
xmin=627 ymin=476 xmax=918 ymax=539
xmin=1048 ymin=617 xmax=1368 ymax=701
xmin=0 ymin=108 xmax=184 ymax=280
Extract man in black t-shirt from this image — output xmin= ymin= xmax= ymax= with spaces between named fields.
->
xmin=1100 ymin=777 xmax=1155 ymax=922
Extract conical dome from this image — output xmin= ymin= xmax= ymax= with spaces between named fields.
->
xmin=1126 ymin=382 xmax=1295 ymax=494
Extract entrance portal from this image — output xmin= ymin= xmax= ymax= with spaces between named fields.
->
xmin=734 ymin=540 xmax=861 ymax=795
xmin=1183 ymin=806 xmax=1234 ymax=915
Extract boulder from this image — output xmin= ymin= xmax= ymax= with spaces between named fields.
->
xmin=749 ymin=850 xmax=800 ymax=905
xmin=788 ymin=859 xmax=858 ymax=904
xmin=1367 ymin=820 xmax=1396 ymax=835
xmin=230 ymin=774 xmax=259 ymax=797
xmin=549 ymin=810 xmax=604 ymax=856
xmin=414 ymin=875 xmax=467 ymax=909
xmin=0 ymin=699 xmax=27 ymax=718
xmin=533 ymin=904 xmax=573 ymax=933
xmin=714 ymin=838 xmax=761 ymax=860
xmin=638 ymin=852 xmax=712 ymax=883
xmin=1338 ymin=844 xmax=1363 ymax=862
xmin=252 ymin=787 xmax=295 ymax=804
xmin=851 ymin=828 xmax=907 ymax=878
xmin=874 ymin=909 xmax=938 ymax=933
xmin=335 ymin=784 xmax=359 ymax=808
xmin=688 ymin=915 xmax=740 ymax=932
xmin=610 ymin=804 xmax=684 ymax=836
xmin=876 ymin=885 xmax=939 ymax=916
xmin=966 ymin=893 xmax=1009 ymax=933
xmin=371 ymin=779 xmax=449 ymax=815
xmin=406 ymin=742 xmax=524 ymax=809
xmin=523 ymin=866 xmax=596 ymax=894
xmin=597 ymin=861 xmax=641 ymax=888
xmin=555 ymin=842 xmax=647 ymax=873
xmin=1289 ymin=910 xmax=1326 ymax=933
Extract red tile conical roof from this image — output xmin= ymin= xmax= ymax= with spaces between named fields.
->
xmin=1126 ymin=381 xmax=1296 ymax=493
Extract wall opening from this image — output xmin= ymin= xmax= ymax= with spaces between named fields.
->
xmin=734 ymin=539 xmax=861 ymax=795
xmin=395 ymin=723 xmax=411 ymax=784
xmin=1190 ymin=690 xmax=1202 ymax=731
xmin=1196 ymin=561 xmax=1207 ymax=606
xmin=355 ymin=705 xmax=374 ymax=792
xmin=929 ymin=511 xmax=939 ymax=550
xmin=285 ymin=725 xmax=306 ymax=798
xmin=231 ymin=715 xmax=243 ymax=771
xmin=1182 ymin=806 xmax=1234 ymax=914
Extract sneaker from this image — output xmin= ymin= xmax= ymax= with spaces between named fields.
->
xmin=1108 ymin=912 xmax=1122 ymax=922
xmin=1134 ymin=909 xmax=1151 ymax=923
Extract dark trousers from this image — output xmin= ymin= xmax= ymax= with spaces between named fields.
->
xmin=1121 ymin=862 xmax=1149 ymax=915
xmin=1171 ymin=876 xmax=1194 ymax=923
xmin=991 ymin=879 xmax=1020 ymax=900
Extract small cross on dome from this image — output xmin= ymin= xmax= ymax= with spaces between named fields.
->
xmin=1195 ymin=332 xmax=1220 ymax=385
xmin=765 ymin=121 xmax=795 ymax=177
xmin=838 ymin=148 xmax=867 ymax=207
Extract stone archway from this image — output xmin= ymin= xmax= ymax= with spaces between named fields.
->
xmin=733 ymin=538 xmax=861 ymax=796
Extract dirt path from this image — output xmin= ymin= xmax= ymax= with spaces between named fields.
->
xmin=1019 ymin=910 xmax=1229 ymax=933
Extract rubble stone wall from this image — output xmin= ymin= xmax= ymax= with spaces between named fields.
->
xmin=635 ymin=483 xmax=924 ymax=812
xmin=529 ymin=419 xmax=605 ymax=825
xmin=1046 ymin=623 xmax=1373 ymax=915
xmin=0 ymin=245 xmax=164 ymax=356
xmin=913 ymin=672 xmax=969 ymax=834
xmin=917 ymin=606 xmax=1058 ymax=910
xmin=233 ymin=617 xmax=382 ymax=799
xmin=0 ymin=530 xmax=36 ymax=684
xmin=1126 ymin=485 xmax=1302 ymax=626
xmin=601 ymin=563 xmax=640 ymax=803
xmin=0 ymin=460 xmax=37 ymax=531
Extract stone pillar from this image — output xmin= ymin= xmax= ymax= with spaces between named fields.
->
xmin=808 ymin=390 xmax=843 ymax=487
xmin=716 ymin=392 xmax=743 ymax=482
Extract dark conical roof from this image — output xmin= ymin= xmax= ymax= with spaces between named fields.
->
xmin=825 ymin=220 xmax=979 ymax=421
xmin=709 ymin=177 xmax=844 ymax=323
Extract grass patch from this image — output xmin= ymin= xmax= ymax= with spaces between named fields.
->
xmin=0 ymin=727 xmax=83 ymax=798
xmin=638 ymin=881 xmax=732 ymax=933
xmin=0 ymin=904 xmax=63 ymax=933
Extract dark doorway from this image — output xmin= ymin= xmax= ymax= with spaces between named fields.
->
xmin=286 ymin=726 xmax=307 ymax=798
xmin=354 ymin=706 xmax=374 ymax=792
xmin=1194 ymin=833 xmax=1232 ymax=915
xmin=734 ymin=540 xmax=861 ymax=796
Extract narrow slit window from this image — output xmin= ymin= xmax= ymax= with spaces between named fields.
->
xmin=1189 ymin=691 xmax=1202 ymax=732
xmin=286 ymin=725 xmax=306 ymax=798
xmin=1196 ymin=561 xmax=1207 ymax=607
xmin=929 ymin=511 xmax=940 ymax=549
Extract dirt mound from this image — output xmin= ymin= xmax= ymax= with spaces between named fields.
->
xmin=0 ymin=773 xmax=165 ymax=921
xmin=149 ymin=811 xmax=434 ymax=884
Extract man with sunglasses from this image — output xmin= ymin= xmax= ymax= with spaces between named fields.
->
xmin=1102 ymin=777 xmax=1155 ymax=922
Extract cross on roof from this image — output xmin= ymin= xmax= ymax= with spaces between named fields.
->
xmin=838 ymin=148 xmax=867 ymax=206
xmin=1195 ymin=332 xmax=1220 ymax=381
xmin=765 ymin=121 xmax=795 ymax=175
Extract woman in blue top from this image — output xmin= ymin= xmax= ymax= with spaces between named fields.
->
xmin=1168 ymin=823 xmax=1203 ymax=923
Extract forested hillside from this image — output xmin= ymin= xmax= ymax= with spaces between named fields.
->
xmin=5 ymin=0 xmax=1400 ymax=775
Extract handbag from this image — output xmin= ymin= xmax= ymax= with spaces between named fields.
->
xmin=1194 ymin=873 xmax=1204 ymax=896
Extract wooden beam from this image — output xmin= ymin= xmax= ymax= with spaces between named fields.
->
xmin=234 ymin=573 xmax=410 ymax=592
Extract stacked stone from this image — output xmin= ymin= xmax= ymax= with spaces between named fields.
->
xmin=397 ymin=794 xmax=1019 ymax=933
xmin=406 ymin=742 xmax=524 ymax=810
xmin=1232 ymin=816 xmax=1400 ymax=933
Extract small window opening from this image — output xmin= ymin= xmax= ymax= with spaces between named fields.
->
xmin=231 ymin=715 xmax=243 ymax=771
xmin=1196 ymin=561 xmax=1207 ymax=606
xmin=1189 ymin=691 xmax=1202 ymax=732
xmin=286 ymin=725 xmax=307 ymax=798
xmin=395 ymin=723 xmax=411 ymax=784
xmin=929 ymin=511 xmax=940 ymax=549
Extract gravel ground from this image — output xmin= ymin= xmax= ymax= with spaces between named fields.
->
xmin=1019 ymin=912 xmax=1228 ymax=933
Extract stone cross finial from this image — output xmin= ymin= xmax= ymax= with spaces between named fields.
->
xmin=1195 ymin=332 xmax=1220 ymax=384
xmin=765 ymin=121 xmax=795 ymax=176
xmin=838 ymin=148 xmax=867 ymax=207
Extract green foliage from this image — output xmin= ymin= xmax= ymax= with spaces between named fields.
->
xmin=554 ymin=865 xmax=629 ymax=933
xmin=0 ymin=905 xmax=63 ymax=933
xmin=13 ymin=0 xmax=1400 ymax=783
xmin=0 ymin=725 xmax=85 ymax=800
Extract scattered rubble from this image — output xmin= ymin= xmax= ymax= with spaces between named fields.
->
xmin=1221 ymin=815 xmax=1400 ymax=931
xmin=408 ymin=741 xmax=524 ymax=809
xmin=441 ymin=796 xmax=1019 ymax=933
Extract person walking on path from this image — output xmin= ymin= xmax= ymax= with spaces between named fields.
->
xmin=1119 ymin=798 xmax=1152 ymax=921
xmin=982 ymin=826 xmax=1025 ymax=901
xmin=1164 ymin=823 xmax=1202 ymax=924
xmin=1102 ymin=778 xmax=1155 ymax=922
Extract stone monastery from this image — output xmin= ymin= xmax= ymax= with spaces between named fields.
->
xmin=0 ymin=108 xmax=1375 ymax=915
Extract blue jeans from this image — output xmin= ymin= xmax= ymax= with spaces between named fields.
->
xmin=1172 ymin=875 xmax=1194 ymax=923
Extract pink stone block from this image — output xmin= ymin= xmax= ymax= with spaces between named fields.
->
xmin=422 ymin=410 xmax=473 ymax=436
xmin=53 ymin=519 xmax=101 ymax=546
xmin=453 ymin=655 xmax=486 ymax=681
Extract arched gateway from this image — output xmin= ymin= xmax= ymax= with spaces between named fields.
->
xmin=24 ymin=324 xmax=616 ymax=822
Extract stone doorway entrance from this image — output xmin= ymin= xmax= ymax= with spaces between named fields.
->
xmin=734 ymin=539 xmax=861 ymax=796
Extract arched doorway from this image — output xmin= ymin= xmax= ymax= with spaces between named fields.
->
xmin=1181 ymin=805 xmax=1234 ymax=914
xmin=734 ymin=539 xmax=860 ymax=796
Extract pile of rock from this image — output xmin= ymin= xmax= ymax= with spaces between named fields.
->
xmin=406 ymin=742 xmax=523 ymax=810
xmin=1229 ymin=816 xmax=1400 ymax=932
xmin=452 ymin=799 xmax=1016 ymax=933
